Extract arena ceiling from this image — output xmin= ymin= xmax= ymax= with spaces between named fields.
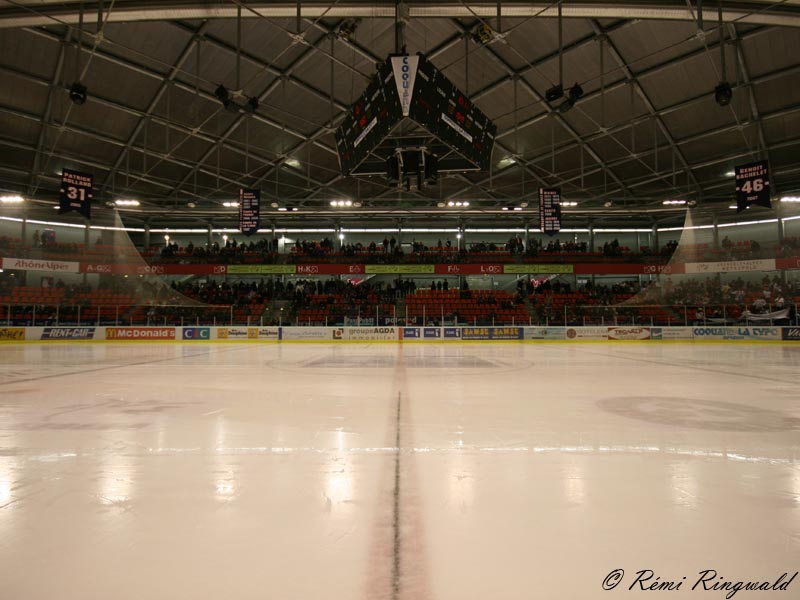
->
xmin=1 ymin=0 xmax=800 ymax=231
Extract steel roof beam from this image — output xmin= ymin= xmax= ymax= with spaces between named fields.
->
xmin=0 ymin=64 xmax=326 ymax=196
xmin=448 ymin=18 xmax=632 ymax=197
xmin=588 ymin=19 xmax=703 ymax=196
xmin=27 ymin=27 xmax=71 ymax=195
xmin=0 ymin=136 xmax=201 ymax=197
xmin=3 ymin=2 xmax=800 ymax=28
xmin=25 ymin=27 xmax=339 ymax=155
xmin=100 ymin=20 xmax=211 ymax=193
xmin=169 ymin=23 xmax=349 ymax=199
xmin=448 ymin=47 xmax=798 ymax=201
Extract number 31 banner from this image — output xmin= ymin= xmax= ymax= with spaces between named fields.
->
xmin=735 ymin=160 xmax=771 ymax=213
xmin=59 ymin=168 xmax=93 ymax=219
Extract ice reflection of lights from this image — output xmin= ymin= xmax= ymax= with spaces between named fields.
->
xmin=0 ymin=458 xmax=14 ymax=506
xmin=669 ymin=462 xmax=698 ymax=508
xmin=214 ymin=417 xmax=239 ymax=502
xmin=563 ymin=461 xmax=586 ymax=505
xmin=98 ymin=465 xmax=133 ymax=506
xmin=448 ymin=453 xmax=474 ymax=509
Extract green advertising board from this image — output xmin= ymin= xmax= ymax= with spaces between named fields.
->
xmin=503 ymin=264 xmax=574 ymax=274
xmin=226 ymin=265 xmax=297 ymax=275
xmin=364 ymin=265 xmax=436 ymax=274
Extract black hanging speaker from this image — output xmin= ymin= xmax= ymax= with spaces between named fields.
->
xmin=69 ymin=82 xmax=87 ymax=105
xmin=714 ymin=82 xmax=733 ymax=106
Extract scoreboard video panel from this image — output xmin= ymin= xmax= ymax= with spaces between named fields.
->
xmin=409 ymin=54 xmax=495 ymax=171
xmin=335 ymin=61 xmax=401 ymax=176
xmin=335 ymin=53 xmax=496 ymax=175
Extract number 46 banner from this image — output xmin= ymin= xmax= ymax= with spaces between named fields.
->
xmin=735 ymin=160 xmax=771 ymax=213
xmin=59 ymin=168 xmax=93 ymax=219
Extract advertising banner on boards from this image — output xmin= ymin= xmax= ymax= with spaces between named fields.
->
xmin=565 ymin=327 xmax=608 ymax=340
xmin=343 ymin=327 xmax=398 ymax=341
xmin=40 ymin=327 xmax=95 ymax=340
xmin=281 ymin=327 xmax=336 ymax=341
xmin=607 ymin=327 xmax=651 ymax=340
xmin=0 ymin=328 xmax=25 ymax=341
xmin=692 ymin=327 xmax=781 ymax=340
xmin=106 ymin=327 xmax=175 ymax=340
xmin=462 ymin=327 xmax=522 ymax=340
xmin=524 ymin=327 xmax=566 ymax=340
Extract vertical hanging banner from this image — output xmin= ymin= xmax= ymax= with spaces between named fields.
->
xmin=59 ymin=169 xmax=93 ymax=219
xmin=239 ymin=188 xmax=260 ymax=236
xmin=735 ymin=160 xmax=771 ymax=213
xmin=539 ymin=188 xmax=562 ymax=236
xmin=390 ymin=55 xmax=420 ymax=117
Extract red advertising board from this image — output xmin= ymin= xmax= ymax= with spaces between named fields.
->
xmin=82 ymin=263 xmax=227 ymax=275
xmin=295 ymin=264 xmax=366 ymax=275
xmin=776 ymin=257 xmax=800 ymax=271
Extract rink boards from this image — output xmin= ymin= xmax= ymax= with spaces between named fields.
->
xmin=1 ymin=325 xmax=799 ymax=342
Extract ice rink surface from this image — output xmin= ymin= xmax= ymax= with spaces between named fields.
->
xmin=0 ymin=342 xmax=798 ymax=600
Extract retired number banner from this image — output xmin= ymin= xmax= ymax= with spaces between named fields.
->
xmin=239 ymin=188 xmax=260 ymax=236
xmin=735 ymin=160 xmax=771 ymax=213
xmin=59 ymin=169 xmax=93 ymax=219
xmin=539 ymin=188 xmax=562 ymax=236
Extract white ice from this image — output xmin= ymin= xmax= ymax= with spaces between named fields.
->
xmin=0 ymin=342 xmax=798 ymax=599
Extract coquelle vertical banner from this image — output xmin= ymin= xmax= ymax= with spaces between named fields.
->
xmin=735 ymin=160 xmax=771 ymax=213
xmin=239 ymin=188 xmax=260 ymax=236
xmin=59 ymin=168 xmax=93 ymax=219
xmin=539 ymin=188 xmax=562 ymax=236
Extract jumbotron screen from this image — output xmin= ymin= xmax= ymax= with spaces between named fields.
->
xmin=335 ymin=53 xmax=496 ymax=176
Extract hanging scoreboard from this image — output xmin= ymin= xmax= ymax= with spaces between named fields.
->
xmin=408 ymin=53 xmax=496 ymax=171
xmin=735 ymin=160 xmax=771 ymax=212
xmin=335 ymin=60 xmax=402 ymax=176
xmin=539 ymin=188 xmax=562 ymax=236
xmin=335 ymin=53 xmax=496 ymax=176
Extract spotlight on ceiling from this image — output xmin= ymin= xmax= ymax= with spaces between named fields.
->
xmin=187 ymin=202 xmax=197 ymax=208
xmin=222 ymin=201 xmax=239 ymax=208
xmin=0 ymin=195 xmax=24 ymax=204
xmin=560 ymin=201 xmax=578 ymax=207
xmin=687 ymin=200 xmax=697 ymax=207
xmin=545 ymin=84 xmax=563 ymax=103
xmin=244 ymin=96 xmax=259 ymax=113
xmin=604 ymin=200 xmax=613 ymax=208
xmin=215 ymin=84 xmax=230 ymax=104
xmin=69 ymin=82 xmax=88 ymax=105
xmin=714 ymin=81 xmax=733 ymax=106
xmin=114 ymin=199 xmax=140 ymax=206
xmin=568 ymin=83 xmax=584 ymax=101
xmin=337 ymin=18 xmax=360 ymax=42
